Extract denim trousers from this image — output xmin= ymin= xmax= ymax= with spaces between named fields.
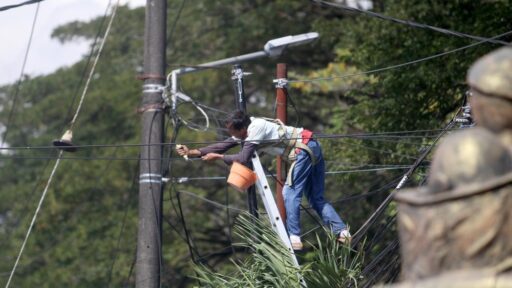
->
xmin=283 ymin=139 xmax=347 ymax=236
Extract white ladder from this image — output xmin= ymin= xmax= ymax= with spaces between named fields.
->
xmin=251 ymin=153 xmax=304 ymax=278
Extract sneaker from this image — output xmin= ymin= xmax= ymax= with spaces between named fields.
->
xmin=337 ymin=229 xmax=351 ymax=245
xmin=290 ymin=235 xmax=303 ymax=251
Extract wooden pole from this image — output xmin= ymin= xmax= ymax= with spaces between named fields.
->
xmin=275 ymin=63 xmax=287 ymax=223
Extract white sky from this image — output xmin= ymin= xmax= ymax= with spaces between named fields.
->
xmin=0 ymin=0 xmax=146 ymax=86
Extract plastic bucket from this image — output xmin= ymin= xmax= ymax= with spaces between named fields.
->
xmin=227 ymin=162 xmax=257 ymax=192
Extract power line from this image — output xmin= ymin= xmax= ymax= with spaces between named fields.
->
xmin=290 ymin=29 xmax=512 ymax=84
xmin=5 ymin=152 xmax=62 ymax=288
xmin=1 ymin=1 xmax=41 ymax=146
xmin=5 ymin=2 xmax=122 ymax=285
xmin=68 ymin=1 xmax=119 ymax=130
xmin=0 ymin=128 xmax=457 ymax=151
xmin=173 ymin=190 xmax=246 ymax=212
xmin=0 ymin=0 xmax=43 ymax=12
xmin=166 ymin=0 xmax=186 ymax=48
xmin=171 ymin=166 xmax=413 ymax=184
xmin=312 ymin=0 xmax=511 ymax=46
xmin=64 ymin=0 xmax=114 ymax=125
xmin=351 ymin=116 xmax=458 ymax=246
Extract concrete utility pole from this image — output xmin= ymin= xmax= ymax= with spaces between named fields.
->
xmin=275 ymin=63 xmax=287 ymax=223
xmin=136 ymin=0 xmax=166 ymax=287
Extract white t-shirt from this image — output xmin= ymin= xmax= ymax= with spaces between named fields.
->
xmin=237 ymin=117 xmax=303 ymax=156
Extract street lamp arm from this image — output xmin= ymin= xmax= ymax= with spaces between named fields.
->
xmin=264 ymin=32 xmax=320 ymax=57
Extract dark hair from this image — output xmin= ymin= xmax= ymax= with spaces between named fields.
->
xmin=225 ymin=110 xmax=251 ymax=130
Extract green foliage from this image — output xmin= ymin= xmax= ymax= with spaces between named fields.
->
xmin=303 ymin=234 xmax=364 ymax=288
xmin=194 ymin=213 xmax=363 ymax=288
xmin=0 ymin=0 xmax=511 ymax=287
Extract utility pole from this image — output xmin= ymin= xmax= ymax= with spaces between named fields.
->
xmin=275 ymin=63 xmax=287 ymax=223
xmin=231 ymin=64 xmax=258 ymax=218
xmin=136 ymin=0 xmax=166 ymax=287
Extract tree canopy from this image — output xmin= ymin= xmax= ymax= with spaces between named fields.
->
xmin=0 ymin=0 xmax=510 ymax=286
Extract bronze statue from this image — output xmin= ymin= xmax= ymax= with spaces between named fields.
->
xmin=388 ymin=47 xmax=512 ymax=287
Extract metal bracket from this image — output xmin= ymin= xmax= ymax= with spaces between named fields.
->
xmin=142 ymin=84 xmax=165 ymax=94
xmin=139 ymin=173 xmax=163 ymax=184
xmin=273 ymin=78 xmax=288 ymax=89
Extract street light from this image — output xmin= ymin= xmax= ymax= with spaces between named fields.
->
xmin=263 ymin=32 xmax=319 ymax=57
xmin=165 ymin=32 xmax=319 ymax=132
xmin=168 ymin=32 xmax=319 ymax=98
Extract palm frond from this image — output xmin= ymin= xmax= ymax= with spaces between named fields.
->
xmin=193 ymin=212 xmax=364 ymax=288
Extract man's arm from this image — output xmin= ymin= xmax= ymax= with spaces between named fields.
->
xmin=222 ymin=142 xmax=257 ymax=165
xmin=176 ymin=138 xmax=257 ymax=165
xmin=197 ymin=137 xmax=239 ymax=155
xmin=176 ymin=137 xmax=239 ymax=158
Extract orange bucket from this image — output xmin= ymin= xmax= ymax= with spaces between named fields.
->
xmin=227 ymin=162 xmax=257 ymax=192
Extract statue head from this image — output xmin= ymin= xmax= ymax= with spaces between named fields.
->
xmin=467 ymin=47 xmax=512 ymax=132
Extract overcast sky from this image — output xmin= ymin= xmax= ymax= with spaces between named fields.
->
xmin=0 ymin=0 xmax=146 ymax=86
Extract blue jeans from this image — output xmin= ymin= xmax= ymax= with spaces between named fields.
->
xmin=283 ymin=139 xmax=347 ymax=236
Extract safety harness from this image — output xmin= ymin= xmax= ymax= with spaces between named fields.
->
xmin=259 ymin=118 xmax=318 ymax=185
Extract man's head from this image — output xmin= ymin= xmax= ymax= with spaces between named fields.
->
xmin=225 ymin=110 xmax=251 ymax=139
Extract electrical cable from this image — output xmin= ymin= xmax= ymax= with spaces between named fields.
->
xmin=289 ymin=30 xmax=512 ymax=84
xmin=177 ymin=102 xmax=210 ymax=132
xmin=166 ymin=0 xmax=186 ymax=47
xmin=68 ymin=0 xmax=120 ymax=130
xmin=224 ymin=179 xmax=236 ymax=257
xmin=175 ymin=190 xmax=199 ymax=265
xmin=338 ymin=140 xmax=419 ymax=160
xmin=106 ymin=149 xmax=137 ymax=287
xmin=0 ymin=0 xmax=43 ymax=12
xmin=170 ymin=166 xmax=413 ymax=184
xmin=365 ymin=213 xmax=397 ymax=251
xmin=0 ymin=128 xmax=457 ymax=151
xmin=124 ymin=249 xmax=137 ymax=286
xmin=331 ymin=176 xmax=401 ymax=205
xmin=140 ymin=110 xmax=165 ymax=287
xmin=64 ymin=0 xmax=113 ymax=125
xmin=5 ymin=2 xmax=122 ymax=286
xmin=5 ymin=151 xmax=62 ymax=288
xmin=299 ymin=175 xmax=402 ymax=238
xmin=196 ymin=103 xmax=229 ymax=115
xmin=160 ymin=122 xmax=209 ymax=266
xmin=175 ymin=190 xmax=245 ymax=213
xmin=2 ymin=1 xmax=40 ymax=146
xmin=312 ymin=0 xmax=511 ymax=46
xmin=360 ymin=240 xmax=400 ymax=288
xmin=284 ymin=89 xmax=301 ymax=127
xmin=161 ymin=120 xmax=210 ymax=252
xmin=351 ymin=108 xmax=460 ymax=246
xmin=161 ymin=118 xmax=215 ymax=268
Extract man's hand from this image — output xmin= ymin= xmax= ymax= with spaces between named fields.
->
xmin=201 ymin=153 xmax=223 ymax=162
xmin=176 ymin=144 xmax=189 ymax=157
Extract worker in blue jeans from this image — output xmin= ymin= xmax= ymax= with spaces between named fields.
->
xmin=285 ymin=137 xmax=349 ymax=250
xmin=176 ymin=110 xmax=350 ymax=250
